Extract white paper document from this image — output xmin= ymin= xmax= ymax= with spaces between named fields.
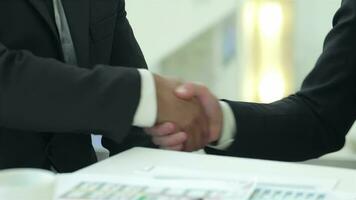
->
xmin=327 ymin=192 xmax=356 ymax=200
xmin=52 ymin=165 xmax=351 ymax=200
xmin=54 ymin=174 xmax=255 ymax=200
xmin=134 ymin=166 xmax=338 ymax=190
xmin=134 ymin=165 xmax=340 ymax=200
xmin=250 ymin=183 xmax=329 ymax=200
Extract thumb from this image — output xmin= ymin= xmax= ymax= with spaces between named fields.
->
xmin=174 ymin=82 xmax=196 ymax=100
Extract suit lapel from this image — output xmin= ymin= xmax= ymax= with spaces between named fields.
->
xmin=27 ymin=0 xmax=58 ymax=39
xmin=61 ymin=0 xmax=90 ymax=67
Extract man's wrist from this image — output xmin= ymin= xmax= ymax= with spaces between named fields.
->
xmin=132 ymin=69 xmax=157 ymax=127
xmin=153 ymin=74 xmax=182 ymax=124
xmin=208 ymin=101 xmax=237 ymax=150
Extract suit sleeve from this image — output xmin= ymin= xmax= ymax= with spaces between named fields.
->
xmin=209 ymin=0 xmax=356 ymax=161
xmin=100 ymin=3 xmax=157 ymax=155
xmin=0 ymin=42 xmax=141 ymax=143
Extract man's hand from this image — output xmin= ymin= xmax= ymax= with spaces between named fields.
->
xmin=147 ymin=75 xmax=210 ymax=151
xmin=146 ymin=82 xmax=223 ymax=151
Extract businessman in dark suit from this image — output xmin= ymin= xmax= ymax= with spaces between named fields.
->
xmin=0 ymin=0 xmax=209 ymax=172
xmin=148 ymin=0 xmax=356 ymax=161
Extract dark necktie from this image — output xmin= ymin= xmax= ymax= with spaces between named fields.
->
xmin=53 ymin=0 xmax=78 ymax=65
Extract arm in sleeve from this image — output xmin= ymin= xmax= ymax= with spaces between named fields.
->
xmin=209 ymin=0 xmax=356 ymax=161
xmin=0 ymin=42 xmax=142 ymax=143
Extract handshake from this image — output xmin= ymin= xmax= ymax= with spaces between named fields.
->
xmin=144 ymin=74 xmax=223 ymax=152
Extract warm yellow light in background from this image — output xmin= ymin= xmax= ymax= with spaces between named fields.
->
xmin=240 ymin=1 xmax=258 ymax=101
xmin=240 ymin=0 xmax=293 ymax=103
xmin=243 ymin=1 xmax=257 ymax=36
xmin=258 ymin=3 xmax=283 ymax=38
xmin=258 ymin=2 xmax=285 ymax=103
xmin=258 ymin=69 xmax=286 ymax=103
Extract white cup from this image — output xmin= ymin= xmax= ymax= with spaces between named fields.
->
xmin=0 ymin=168 xmax=56 ymax=200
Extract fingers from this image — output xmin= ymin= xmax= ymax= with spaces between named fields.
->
xmin=174 ymin=82 xmax=221 ymax=149
xmin=176 ymin=83 xmax=222 ymax=142
xmin=174 ymin=82 xmax=207 ymax=102
xmin=196 ymin=86 xmax=222 ymax=139
xmin=145 ymin=122 xmax=187 ymax=151
xmin=152 ymin=132 xmax=187 ymax=147
xmin=183 ymin=121 xmax=198 ymax=152
xmin=196 ymin=103 xmax=210 ymax=147
xmin=174 ymin=83 xmax=197 ymax=100
xmin=153 ymin=76 xmax=219 ymax=151
xmin=182 ymin=103 xmax=210 ymax=152
xmin=162 ymin=144 xmax=184 ymax=151
xmin=145 ymin=122 xmax=177 ymax=137
xmin=146 ymin=124 xmax=187 ymax=151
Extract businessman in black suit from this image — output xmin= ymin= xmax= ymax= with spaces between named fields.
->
xmin=0 ymin=0 xmax=209 ymax=172
xmin=148 ymin=0 xmax=356 ymax=161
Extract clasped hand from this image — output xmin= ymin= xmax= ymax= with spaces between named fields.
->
xmin=145 ymin=74 xmax=223 ymax=152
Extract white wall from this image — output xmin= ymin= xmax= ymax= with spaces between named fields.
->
xmin=293 ymin=0 xmax=340 ymax=89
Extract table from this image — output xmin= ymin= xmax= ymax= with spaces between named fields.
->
xmin=79 ymin=147 xmax=356 ymax=193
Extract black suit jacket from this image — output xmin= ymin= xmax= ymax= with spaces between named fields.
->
xmin=0 ymin=0 xmax=154 ymax=172
xmin=208 ymin=0 xmax=356 ymax=161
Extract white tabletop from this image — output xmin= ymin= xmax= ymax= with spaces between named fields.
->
xmin=79 ymin=147 xmax=356 ymax=193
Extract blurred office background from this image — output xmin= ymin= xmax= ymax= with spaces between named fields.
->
xmin=118 ymin=0 xmax=356 ymax=168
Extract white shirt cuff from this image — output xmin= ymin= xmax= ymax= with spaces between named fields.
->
xmin=132 ymin=69 xmax=157 ymax=127
xmin=208 ymin=101 xmax=237 ymax=150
